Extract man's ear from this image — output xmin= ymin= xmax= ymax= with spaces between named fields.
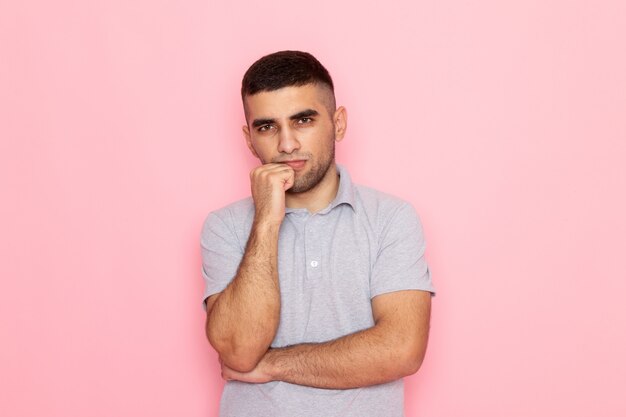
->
xmin=242 ymin=124 xmax=259 ymax=158
xmin=334 ymin=106 xmax=348 ymax=142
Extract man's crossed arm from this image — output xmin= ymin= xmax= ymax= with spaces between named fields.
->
xmin=209 ymin=289 xmax=432 ymax=390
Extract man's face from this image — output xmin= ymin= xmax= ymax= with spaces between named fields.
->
xmin=242 ymin=83 xmax=346 ymax=193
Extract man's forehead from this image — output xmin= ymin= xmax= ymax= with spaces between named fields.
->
xmin=243 ymin=84 xmax=333 ymax=119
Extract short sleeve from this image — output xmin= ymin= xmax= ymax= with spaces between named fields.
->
xmin=370 ymin=202 xmax=435 ymax=298
xmin=200 ymin=212 xmax=244 ymax=311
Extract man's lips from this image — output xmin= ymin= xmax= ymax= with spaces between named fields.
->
xmin=281 ymin=160 xmax=307 ymax=169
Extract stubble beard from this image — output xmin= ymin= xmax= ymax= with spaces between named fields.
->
xmin=286 ymin=140 xmax=335 ymax=194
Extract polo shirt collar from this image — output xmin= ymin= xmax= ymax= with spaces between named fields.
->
xmin=329 ymin=163 xmax=356 ymax=211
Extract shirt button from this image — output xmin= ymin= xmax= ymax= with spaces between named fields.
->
xmin=310 ymin=260 xmax=319 ymax=268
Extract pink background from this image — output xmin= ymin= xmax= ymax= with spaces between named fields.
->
xmin=2 ymin=0 xmax=625 ymax=416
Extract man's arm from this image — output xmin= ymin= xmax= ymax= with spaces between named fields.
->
xmin=221 ymin=289 xmax=432 ymax=389
xmin=205 ymin=164 xmax=294 ymax=373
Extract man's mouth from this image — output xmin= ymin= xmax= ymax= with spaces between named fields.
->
xmin=282 ymin=160 xmax=307 ymax=169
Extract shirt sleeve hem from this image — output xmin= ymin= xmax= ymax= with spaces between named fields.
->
xmin=370 ymin=284 xmax=436 ymax=299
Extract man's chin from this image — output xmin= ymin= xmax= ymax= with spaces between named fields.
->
xmin=287 ymin=177 xmax=315 ymax=194
xmin=286 ymin=184 xmax=308 ymax=194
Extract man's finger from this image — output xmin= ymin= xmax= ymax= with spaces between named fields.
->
xmin=283 ymin=170 xmax=295 ymax=190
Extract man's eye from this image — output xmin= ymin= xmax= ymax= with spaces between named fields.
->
xmin=298 ymin=117 xmax=313 ymax=124
xmin=258 ymin=125 xmax=273 ymax=132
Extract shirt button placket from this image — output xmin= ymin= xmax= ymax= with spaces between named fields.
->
xmin=304 ymin=215 xmax=322 ymax=281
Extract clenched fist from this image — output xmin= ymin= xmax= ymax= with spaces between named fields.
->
xmin=250 ymin=163 xmax=295 ymax=225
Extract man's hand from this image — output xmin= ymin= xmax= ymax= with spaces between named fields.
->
xmin=250 ymin=163 xmax=295 ymax=225
xmin=220 ymin=353 xmax=274 ymax=384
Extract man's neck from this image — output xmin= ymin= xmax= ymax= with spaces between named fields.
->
xmin=285 ymin=163 xmax=340 ymax=214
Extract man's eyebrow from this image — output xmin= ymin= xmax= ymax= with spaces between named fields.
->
xmin=290 ymin=109 xmax=319 ymax=120
xmin=251 ymin=118 xmax=275 ymax=128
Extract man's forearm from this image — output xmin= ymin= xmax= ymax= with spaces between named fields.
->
xmin=225 ymin=319 xmax=426 ymax=389
xmin=207 ymin=220 xmax=281 ymax=371
xmin=267 ymin=325 xmax=421 ymax=389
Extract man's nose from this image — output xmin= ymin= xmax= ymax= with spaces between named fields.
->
xmin=277 ymin=126 xmax=301 ymax=154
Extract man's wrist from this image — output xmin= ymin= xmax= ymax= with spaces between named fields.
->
xmin=252 ymin=217 xmax=282 ymax=233
xmin=262 ymin=348 xmax=284 ymax=381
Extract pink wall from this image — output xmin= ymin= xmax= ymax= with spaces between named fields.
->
xmin=2 ymin=1 xmax=625 ymax=416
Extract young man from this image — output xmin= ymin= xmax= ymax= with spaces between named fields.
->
xmin=201 ymin=50 xmax=435 ymax=417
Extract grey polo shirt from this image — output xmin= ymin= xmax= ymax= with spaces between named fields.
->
xmin=201 ymin=163 xmax=434 ymax=417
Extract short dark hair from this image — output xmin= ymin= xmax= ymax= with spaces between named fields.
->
xmin=241 ymin=50 xmax=334 ymax=99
